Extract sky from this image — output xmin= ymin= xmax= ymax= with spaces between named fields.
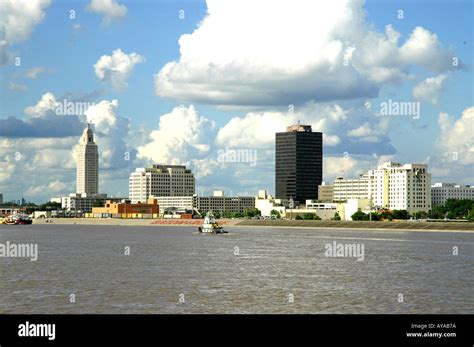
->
xmin=0 ymin=0 xmax=473 ymax=203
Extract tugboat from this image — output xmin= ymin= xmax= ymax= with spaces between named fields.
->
xmin=2 ymin=214 xmax=33 ymax=225
xmin=197 ymin=212 xmax=226 ymax=234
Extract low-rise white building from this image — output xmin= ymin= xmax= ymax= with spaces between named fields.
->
xmin=306 ymin=200 xmax=337 ymax=209
xmin=156 ymin=191 xmax=257 ymax=215
xmin=431 ymin=183 xmax=474 ymax=206
xmin=0 ymin=207 xmax=20 ymax=216
xmin=194 ymin=191 xmax=255 ymax=214
xmin=155 ymin=196 xmax=194 ymax=213
xmin=290 ymin=201 xmax=338 ymax=220
xmin=255 ymin=190 xmax=286 ymax=217
xmin=338 ymin=199 xmax=371 ymax=221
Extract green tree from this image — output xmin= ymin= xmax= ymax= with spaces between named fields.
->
xmin=222 ymin=210 xmax=233 ymax=218
xmin=447 ymin=211 xmax=458 ymax=219
xmin=303 ymin=213 xmax=315 ymax=220
xmin=429 ymin=200 xmax=474 ymax=220
xmin=444 ymin=199 xmax=474 ymax=219
xmin=392 ymin=209 xmax=409 ymax=220
xmin=429 ymin=205 xmax=446 ymax=219
xmin=351 ymin=210 xmax=368 ymax=221
xmin=332 ymin=212 xmax=341 ymax=221
xmin=379 ymin=210 xmax=393 ymax=221
xmin=369 ymin=212 xmax=381 ymax=221
xmin=313 ymin=214 xmax=321 ymax=220
xmin=270 ymin=209 xmax=281 ymax=218
xmin=413 ymin=211 xmax=428 ymax=219
xmin=233 ymin=212 xmax=244 ymax=218
xmin=244 ymin=207 xmax=261 ymax=218
xmin=3 ymin=201 xmax=19 ymax=207
xmin=295 ymin=215 xmax=303 ymax=220
xmin=467 ymin=207 xmax=474 ymax=222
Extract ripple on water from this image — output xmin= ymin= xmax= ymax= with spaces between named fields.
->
xmin=0 ymin=224 xmax=473 ymax=313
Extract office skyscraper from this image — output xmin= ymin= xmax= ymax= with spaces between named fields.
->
xmin=275 ymin=124 xmax=323 ymax=204
xmin=76 ymin=124 xmax=99 ymax=194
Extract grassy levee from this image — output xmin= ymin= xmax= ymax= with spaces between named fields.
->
xmin=237 ymin=219 xmax=474 ymax=231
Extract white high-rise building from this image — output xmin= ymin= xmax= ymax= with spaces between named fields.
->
xmin=76 ymin=124 xmax=99 ymax=194
xmin=129 ymin=165 xmax=195 ymax=203
xmin=431 ymin=183 xmax=474 ymax=206
xmin=330 ymin=162 xmax=432 ymax=214
xmin=369 ymin=162 xmax=431 ymax=213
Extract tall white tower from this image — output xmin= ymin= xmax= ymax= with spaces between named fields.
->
xmin=76 ymin=124 xmax=99 ymax=194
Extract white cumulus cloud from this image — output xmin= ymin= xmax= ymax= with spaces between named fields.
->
xmin=48 ymin=180 xmax=67 ymax=192
xmin=154 ymin=0 xmax=458 ymax=107
xmin=24 ymin=92 xmax=59 ymax=118
xmin=412 ymin=74 xmax=447 ymax=104
xmin=84 ymin=100 xmax=118 ymax=134
xmin=94 ymin=48 xmax=144 ymax=90
xmin=437 ymin=107 xmax=474 ymax=165
xmin=216 ymin=111 xmax=290 ymax=148
xmin=0 ymin=0 xmax=51 ymax=65
xmin=215 ymin=104 xmax=351 ymax=149
xmin=399 ymin=27 xmax=454 ymax=72
xmin=323 ymin=134 xmax=341 ymax=147
xmin=215 ymin=102 xmax=392 ymax=152
xmin=87 ymin=0 xmax=127 ymax=24
xmin=323 ymin=155 xmax=380 ymax=183
xmin=138 ymin=105 xmax=215 ymax=165
xmin=0 ymin=138 xmax=77 ymax=200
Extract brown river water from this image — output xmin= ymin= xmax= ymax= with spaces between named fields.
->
xmin=0 ymin=224 xmax=473 ymax=313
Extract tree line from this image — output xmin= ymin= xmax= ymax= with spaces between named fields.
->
xmin=351 ymin=199 xmax=474 ymax=221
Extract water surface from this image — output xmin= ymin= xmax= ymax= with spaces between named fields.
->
xmin=0 ymin=224 xmax=472 ymax=313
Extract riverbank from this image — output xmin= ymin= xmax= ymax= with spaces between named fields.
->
xmin=238 ymin=219 xmax=474 ymax=232
xmin=23 ymin=217 xmax=474 ymax=232
xmin=29 ymin=218 xmax=240 ymax=227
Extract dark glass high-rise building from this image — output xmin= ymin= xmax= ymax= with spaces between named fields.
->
xmin=275 ymin=124 xmax=323 ymax=204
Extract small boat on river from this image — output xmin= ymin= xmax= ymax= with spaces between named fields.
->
xmin=197 ymin=212 xmax=226 ymax=234
xmin=2 ymin=214 xmax=33 ymax=225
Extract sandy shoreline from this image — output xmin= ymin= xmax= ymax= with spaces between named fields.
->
xmin=29 ymin=218 xmax=236 ymax=227
xmin=24 ymin=218 xmax=474 ymax=233
xmin=236 ymin=224 xmax=474 ymax=233
xmin=238 ymin=220 xmax=474 ymax=233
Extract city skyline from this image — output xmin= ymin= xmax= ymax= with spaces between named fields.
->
xmin=1 ymin=1 xmax=473 ymax=340
xmin=0 ymin=0 xmax=472 ymax=203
